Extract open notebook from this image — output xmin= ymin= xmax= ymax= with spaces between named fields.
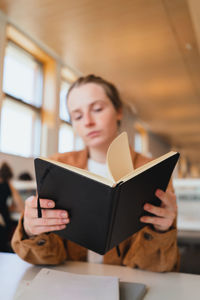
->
xmin=34 ymin=132 xmax=180 ymax=254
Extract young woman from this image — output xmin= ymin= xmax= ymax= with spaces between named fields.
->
xmin=0 ymin=162 xmax=24 ymax=251
xmin=12 ymin=75 xmax=179 ymax=271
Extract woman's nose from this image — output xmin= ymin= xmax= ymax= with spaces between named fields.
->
xmin=84 ymin=113 xmax=95 ymax=126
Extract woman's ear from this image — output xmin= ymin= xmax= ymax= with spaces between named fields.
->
xmin=117 ymin=107 xmax=123 ymax=121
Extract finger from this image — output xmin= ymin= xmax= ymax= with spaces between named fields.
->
xmin=155 ymin=189 xmax=176 ymax=207
xmin=42 ymin=209 xmax=69 ymax=219
xmin=26 ymin=196 xmax=55 ymax=209
xmin=25 ymin=207 xmax=69 ymax=219
xmin=143 ymin=203 xmax=175 ymax=219
xmin=140 ymin=215 xmax=173 ymax=228
xmin=166 ymin=190 xmax=177 ymax=206
xmin=25 ymin=196 xmax=36 ymax=208
xmin=31 ymin=224 xmax=67 ymax=235
xmin=33 ymin=218 xmax=70 ymax=226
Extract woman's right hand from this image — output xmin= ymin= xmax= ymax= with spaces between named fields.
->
xmin=24 ymin=196 xmax=70 ymax=238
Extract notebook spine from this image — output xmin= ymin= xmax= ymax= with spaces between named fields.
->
xmin=105 ymin=181 xmax=123 ymax=253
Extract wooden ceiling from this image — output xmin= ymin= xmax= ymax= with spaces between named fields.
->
xmin=0 ymin=0 xmax=200 ymax=167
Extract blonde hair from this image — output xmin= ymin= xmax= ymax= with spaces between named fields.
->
xmin=67 ymin=74 xmax=123 ymax=112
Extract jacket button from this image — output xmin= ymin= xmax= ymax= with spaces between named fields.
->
xmin=143 ymin=232 xmax=153 ymax=241
xmin=37 ymin=239 xmax=46 ymax=246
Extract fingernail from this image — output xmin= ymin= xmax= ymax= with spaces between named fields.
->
xmin=61 ymin=212 xmax=68 ymax=217
xmin=156 ymin=189 xmax=162 ymax=196
xmin=48 ymin=202 xmax=54 ymax=207
xmin=62 ymin=218 xmax=69 ymax=223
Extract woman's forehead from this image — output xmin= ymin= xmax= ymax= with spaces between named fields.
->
xmin=67 ymin=83 xmax=109 ymax=110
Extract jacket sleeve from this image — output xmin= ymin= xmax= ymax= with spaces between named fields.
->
xmin=123 ymin=225 xmax=179 ymax=272
xmin=11 ymin=215 xmax=67 ymax=265
xmin=11 ymin=151 xmax=72 ymax=265
xmin=122 ymin=179 xmax=180 ymax=272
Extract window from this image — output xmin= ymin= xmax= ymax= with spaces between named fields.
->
xmin=59 ymin=80 xmax=71 ymax=123
xmin=58 ymin=123 xmax=74 ymax=153
xmin=0 ymin=41 xmax=43 ymax=157
xmin=134 ymin=131 xmax=143 ymax=153
xmin=0 ymin=98 xmax=41 ymax=157
xmin=134 ymin=123 xmax=149 ymax=155
xmin=58 ymin=79 xmax=84 ymax=153
xmin=3 ymin=41 xmax=43 ymax=107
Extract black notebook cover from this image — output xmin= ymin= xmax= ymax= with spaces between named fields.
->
xmin=108 ymin=152 xmax=180 ymax=250
xmin=34 ymin=152 xmax=179 ymax=255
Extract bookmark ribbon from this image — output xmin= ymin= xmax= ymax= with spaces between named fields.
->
xmin=37 ymin=166 xmax=53 ymax=218
xmin=37 ymin=196 xmax=42 ymax=218
xmin=116 ymin=245 xmax=121 ymax=257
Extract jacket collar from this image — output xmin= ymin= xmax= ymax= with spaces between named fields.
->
xmin=71 ymin=146 xmax=137 ymax=170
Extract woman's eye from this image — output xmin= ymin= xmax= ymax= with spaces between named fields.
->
xmin=93 ymin=107 xmax=103 ymax=112
xmin=74 ymin=115 xmax=82 ymax=120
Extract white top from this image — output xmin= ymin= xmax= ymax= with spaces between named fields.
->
xmin=87 ymin=158 xmax=109 ymax=179
xmin=87 ymin=158 xmax=109 ymax=264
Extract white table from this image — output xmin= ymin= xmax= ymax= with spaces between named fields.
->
xmin=177 ymin=200 xmax=200 ymax=244
xmin=0 ymin=253 xmax=200 ymax=300
xmin=174 ymin=179 xmax=200 ymax=237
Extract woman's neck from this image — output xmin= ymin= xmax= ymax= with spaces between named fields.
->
xmin=88 ymin=145 xmax=109 ymax=163
xmin=88 ymin=132 xmax=119 ymax=163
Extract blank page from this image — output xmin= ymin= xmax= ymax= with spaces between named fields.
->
xmin=15 ymin=268 xmax=119 ymax=300
xmin=107 ymin=132 xmax=134 ymax=182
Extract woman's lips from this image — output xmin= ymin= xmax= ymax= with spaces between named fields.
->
xmin=87 ymin=131 xmax=100 ymax=138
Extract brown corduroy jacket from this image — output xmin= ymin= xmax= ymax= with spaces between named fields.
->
xmin=11 ymin=148 xmax=179 ymax=272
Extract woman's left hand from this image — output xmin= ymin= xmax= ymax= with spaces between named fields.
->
xmin=140 ymin=188 xmax=177 ymax=232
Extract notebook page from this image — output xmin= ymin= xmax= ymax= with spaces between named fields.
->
xmin=39 ymin=157 xmax=114 ymax=187
xmin=106 ymin=132 xmax=134 ymax=182
xmin=117 ymin=151 xmax=177 ymax=184
xmin=15 ymin=268 xmax=119 ymax=300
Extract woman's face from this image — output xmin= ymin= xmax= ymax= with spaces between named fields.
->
xmin=67 ymin=83 xmax=122 ymax=149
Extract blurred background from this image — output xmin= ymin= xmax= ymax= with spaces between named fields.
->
xmin=0 ymin=0 xmax=200 ymax=273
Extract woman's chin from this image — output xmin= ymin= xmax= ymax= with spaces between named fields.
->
xmin=86 ymin=136 xmax=107 ymax=148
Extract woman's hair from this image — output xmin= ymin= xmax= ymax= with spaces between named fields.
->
xmin=0 ymin=162 xmax=13 ymax=182
xmin=67 ymin=74 xmax=123 ymax=112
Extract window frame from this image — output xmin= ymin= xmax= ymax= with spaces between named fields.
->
xmin=0 ymin=40 xmax=44 ymax=158
xmin=58 ymin=77 xmax=74 ymax=152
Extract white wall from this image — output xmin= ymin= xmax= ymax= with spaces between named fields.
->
xmin=120 ymin=104 xmax=137 ymax=147
xmin=0 ymin=152 xmax=35 ymax=180
xmin=148 ymin=132 xmax=171 ymax=157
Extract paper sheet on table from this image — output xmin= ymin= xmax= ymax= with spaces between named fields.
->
xmin=14 ymin=268 xmax=119 ymax=300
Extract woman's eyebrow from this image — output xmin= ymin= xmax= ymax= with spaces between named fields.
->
xmin=89 ymin=99 xmax=105 ymax=106
xmin=71 ymin=108 xmax=82 ymax=114
xmin=71 ymin=100 xmax=105 ymax=113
